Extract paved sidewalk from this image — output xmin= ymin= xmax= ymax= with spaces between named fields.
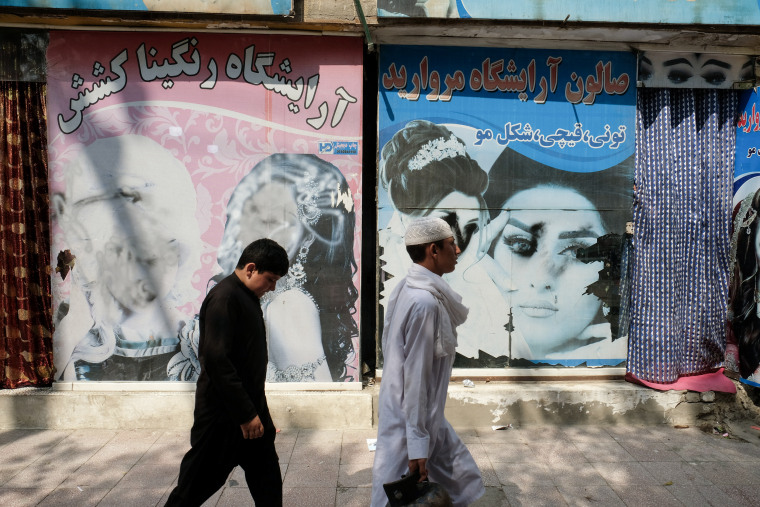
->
xmin=1 ymin=424 xmax=760 ymax=506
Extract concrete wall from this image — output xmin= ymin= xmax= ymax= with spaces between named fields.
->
xmin=445 ymin=382 xmax=702 ymax=428
xmin=0 ymin=384 xmax=373 ymax=430
xmin=2 ymin=380 xmax=757 ymax=430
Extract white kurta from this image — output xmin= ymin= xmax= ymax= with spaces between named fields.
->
xmin=379 ymin=211 xmax=516 ymax=360
xmin=371 ymin=274 xmax=485 ymax=507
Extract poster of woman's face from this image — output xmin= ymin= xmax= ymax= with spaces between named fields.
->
xmin=378 ymin=45 xmax=636 ymax=368
xmin=216 ymin=154 xmax=360 ymax=382
xmin=638 ymin=51 xmax=756 ymax=89
xmin=728 ymin=88 xmax=760 ymax=387
xmin=46 ymin=31 xmax=363 ymax=382
xmin=494 ymin=191 xmax=606 ymax=357
xmin=484 ymin=148 xmax=633 ymax=364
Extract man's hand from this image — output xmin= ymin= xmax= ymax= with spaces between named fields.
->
xmin=240 ymin=415 xmax=264 ymax=439
xmin=408 ymin=458 xmax=428 ymax=482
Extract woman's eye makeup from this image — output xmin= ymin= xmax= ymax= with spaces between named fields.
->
xmin=667 ymin=70 xmax=692 ymax=84
xmin=558 ymin=240 xmax=592 ymax=259
xmin=701 ymin=71 xmax=726 ymax=86
xmin=502 ymin=234 xmax=536 ymax=256
xmin=638 ymin=67 xmax=653 ymax=81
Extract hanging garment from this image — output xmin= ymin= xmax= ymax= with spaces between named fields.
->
xmin=627 ymin=89 xmax=736 ymax=386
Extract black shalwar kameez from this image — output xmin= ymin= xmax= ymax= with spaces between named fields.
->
xmin=166 ymin=273 xmax=281 ymax=506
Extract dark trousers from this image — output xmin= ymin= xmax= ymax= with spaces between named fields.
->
xmin=165 ymin=418 xmax=282 ymax=507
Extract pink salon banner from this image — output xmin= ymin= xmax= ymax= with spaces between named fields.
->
xmin=46 ymin=31 xmax=363 ymax=383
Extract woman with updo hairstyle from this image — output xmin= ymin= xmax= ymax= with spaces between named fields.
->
xmin=379 ymin=119 xmax=514 ymax=361
xmin=381 ymin=119 xmax=489 ymax=251
xmin=729 ymin=187 xmax=760 ymax=382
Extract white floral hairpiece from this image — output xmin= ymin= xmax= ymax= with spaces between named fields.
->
xmin=407 ymin=134 xmax=466 ymax=171
xmin=296 ymin=171 xmax=321 ymax=225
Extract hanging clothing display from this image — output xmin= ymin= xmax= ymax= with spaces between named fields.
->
xmin=627 ymin=88 xmax=737 ymax=388
xmin=0 ymin=31 xmax=53 ymax=389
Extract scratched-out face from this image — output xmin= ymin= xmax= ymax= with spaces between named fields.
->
xmin=237 ymin=181 xmax=303 ymax=260
xmin=69 ymin=198 xmax=180 ymax=319
xmin=400 ymin=191 xmax=482 ymax=252
xmin=60 ymin=136 xmax=199 ymax=325
xmin=427 ymin=191 xmax=482 ymax=251
xmin=493 ymin=186 xmax=605 ymax=357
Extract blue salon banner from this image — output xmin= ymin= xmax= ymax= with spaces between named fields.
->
xmin=377 ymin=45 xmax=636 ymax=369
xmin=379 ymin=45 xmax=635 ymax=175
xmin=735 ymin=89 xmax=760 ymax=185
xmin=378 ymin=0 xmax=760 ymax=25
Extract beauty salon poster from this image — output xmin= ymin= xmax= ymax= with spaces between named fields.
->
xmin=0 ymin=0 xmax=291 ymax=15
xmin=728 ymin=88 xmax=760 ymax=387
xmin=47 ymin=31 xmax=363 ymax=382
xmin=378 ymin=45 xmax=635 ymax=368
xmin=377 ymin=0 xmax=760 ymax=25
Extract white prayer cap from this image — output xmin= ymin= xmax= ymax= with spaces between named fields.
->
xmin=404 ymin=217 xmax=454 ymax=246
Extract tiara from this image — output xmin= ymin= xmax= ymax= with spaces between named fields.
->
xmin=407 ymin=134 xmax=466 ymax=171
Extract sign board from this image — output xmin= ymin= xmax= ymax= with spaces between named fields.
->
xmin=378 ymin=45 xmax=635 ymax=368
xmin=0 ymin=0 xmax=290 ymax=15
xmin=47 ymin=31 xmax=363 ymax=382
xmin=378 ymin=0 xmax=760 ymax=25
xmin=728 ymin=88 xmax=760 ymax=388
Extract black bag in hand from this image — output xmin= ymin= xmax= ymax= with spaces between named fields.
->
xmin=382 ymin=470 xmax=453 ymax=507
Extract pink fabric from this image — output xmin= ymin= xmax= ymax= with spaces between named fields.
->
xmin=625 ymin=368 xmax=736 ymax=393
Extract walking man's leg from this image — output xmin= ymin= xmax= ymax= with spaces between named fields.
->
xmin=239 ymin=437 xmax=282 ymax=506
xmin=166 ymin=426 xmax=235 ymax=507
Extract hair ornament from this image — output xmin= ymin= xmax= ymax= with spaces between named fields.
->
xmin=408 ymin=134 xmax=466 ymax=172
xmin=286 ymin=234 xmax=315 ymax=290
xmin=296 ymin=171 xmax=322 ymax=225
xmin=260 ymin=234 xmax=317 ymax=309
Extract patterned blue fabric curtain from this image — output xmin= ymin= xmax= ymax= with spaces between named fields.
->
xmin=628 ymin=89 xmax=737 ymax=382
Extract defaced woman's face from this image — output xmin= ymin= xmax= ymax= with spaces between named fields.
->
xmin=429 ymin=192 xmax=481 ymax=250
xmin=238 ymin=181 xmax=303 ymax=259
xmin=73 ymin=196 xmax=180 ymax=318
xmin=493 ymin=185 xmax=605 ymax=357
xmin=400 ymin=191 xmax=482 ymax=251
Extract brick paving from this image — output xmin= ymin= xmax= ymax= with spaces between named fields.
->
xmin=1 ymin=424 xmax=759 ymax=506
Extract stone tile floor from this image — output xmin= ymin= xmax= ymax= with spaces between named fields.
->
xmin=1 ymin=424 xmax=759 ymax=506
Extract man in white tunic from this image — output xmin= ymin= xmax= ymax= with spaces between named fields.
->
xmin=371 ymin=217 xmax=485 ymax=507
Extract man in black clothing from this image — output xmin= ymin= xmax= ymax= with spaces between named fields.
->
xmin=166 ymin=238 xmax=289 ymax=506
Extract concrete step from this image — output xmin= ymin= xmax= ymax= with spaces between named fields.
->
xmin=443 ymin=381 xmax=750 ymax=428
xmin=1 ymin=379 xmax=757 ymax=430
